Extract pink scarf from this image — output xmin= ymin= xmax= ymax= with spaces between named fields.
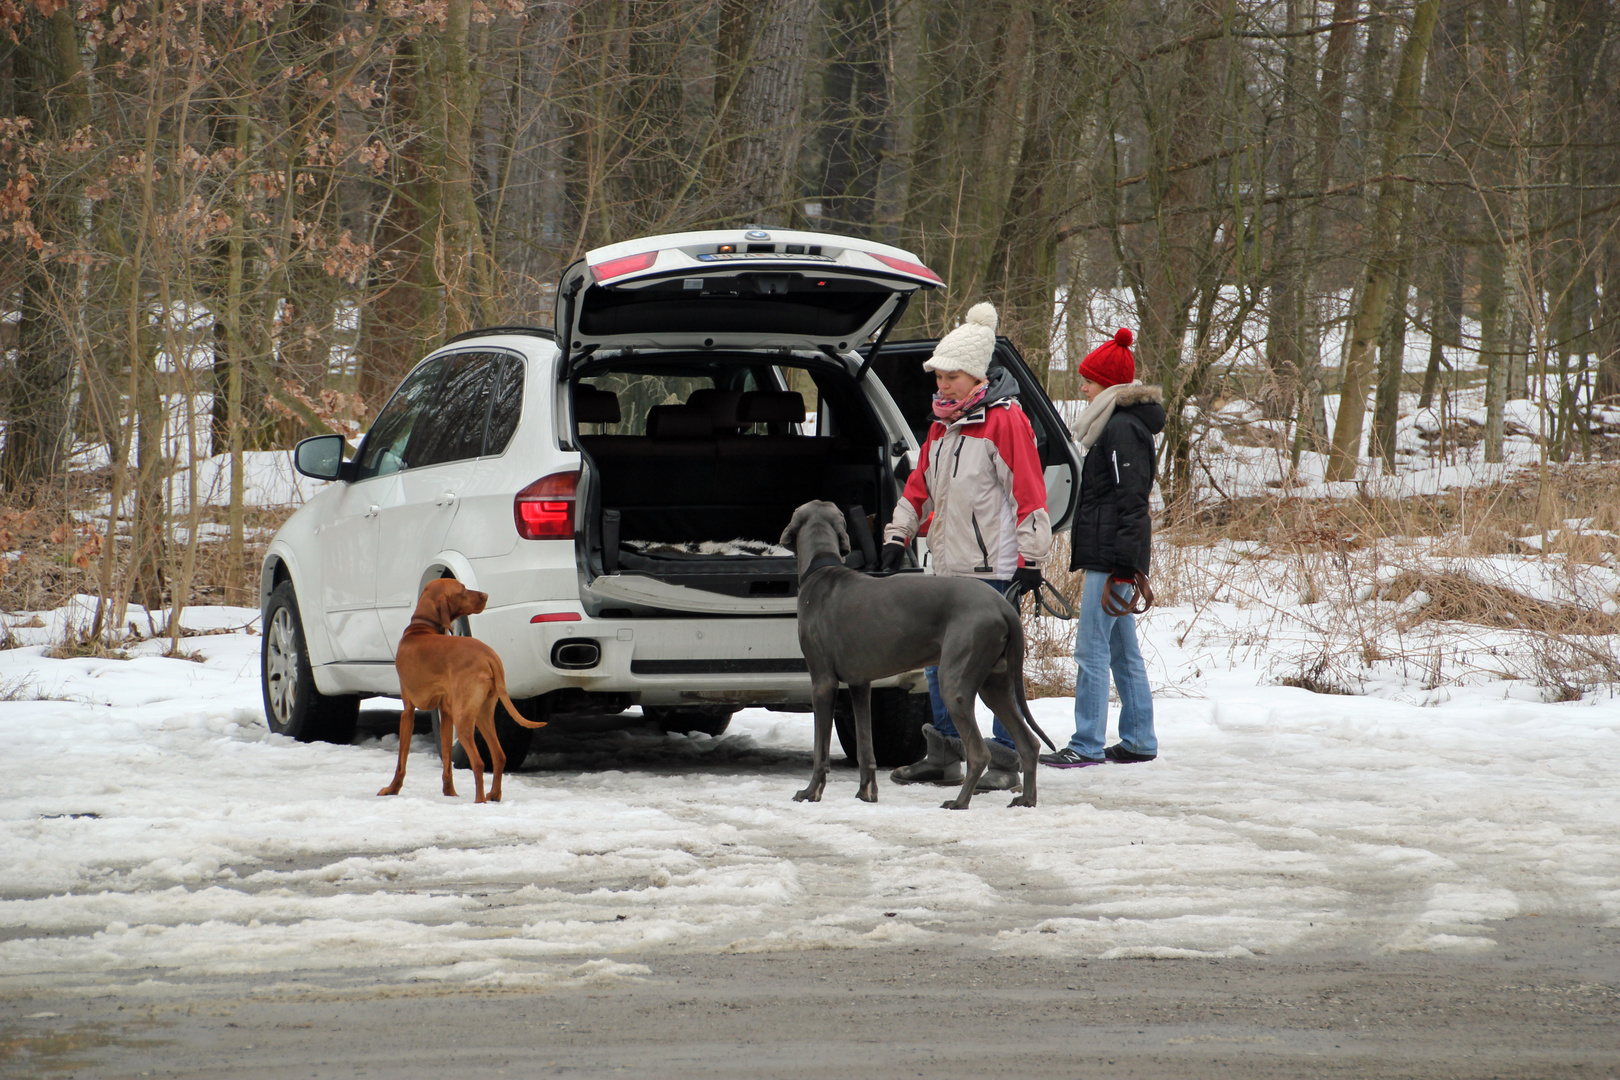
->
xmin=932 ymin=381 xmax=989 ymax=424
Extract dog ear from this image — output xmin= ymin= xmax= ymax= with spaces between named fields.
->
xmin=780 ymin=504 xmax=806 ymax=550
xmin=431 ymin=579 xmax=460 ymax=630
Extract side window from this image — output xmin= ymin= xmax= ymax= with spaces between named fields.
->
xmin=404 ymin=352 xmax=499 ymax=469
xmin=355 ymin=357 xmax=446 ymax=481
xmin=483 ymin=355 xmax=524 ymax=456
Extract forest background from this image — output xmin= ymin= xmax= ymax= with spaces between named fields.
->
xmin=1 ymin=0 xmax=1617 ymax=659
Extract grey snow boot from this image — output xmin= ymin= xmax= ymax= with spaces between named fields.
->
xmin=889 ymin=724 xmax=964 ymax=786
xmin=943 ymin=734 xmax=1024 ymax=793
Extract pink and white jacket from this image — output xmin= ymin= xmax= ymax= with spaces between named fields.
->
xmin=883 ymin=371 xmax=1051 ymax=579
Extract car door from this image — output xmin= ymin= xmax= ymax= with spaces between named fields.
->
xmin=372 ymin=351 xmax=502 ymax=651
xmin=320 ymin=356 xmax=451 ymax=662
xmin=862 ymin=338 xmax=1083 ymax=531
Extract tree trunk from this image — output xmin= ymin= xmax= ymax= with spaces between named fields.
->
xmin=710 ymin=0 xmax=817 ymax=226
xmin=1325 ymin=0 xmax=1442 ymax=481
xmin=1371 ymin=257 xmax=1410 ymax=471
xmin=493 ymin=0 xmax=574 ymax=318
xmin=1 ymin=8 xmax=88 ymax=498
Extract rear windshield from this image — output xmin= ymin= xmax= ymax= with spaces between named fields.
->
xmin=578 ymin=274 xmax=893 ymax=340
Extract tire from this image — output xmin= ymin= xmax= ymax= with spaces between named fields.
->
xmin=261 ymin=580 xmax=359 ymax=744
xmin=833 ymin=688 xmax=930 ymax=767
xmin=438 ymin=702 xmax=543 ymax=773
xmin=643 ymin=704 xmax=736 ymax=737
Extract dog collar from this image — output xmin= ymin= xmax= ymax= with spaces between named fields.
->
xmin=799 ymin=553 xmax=845 ymax=584
xmin=407 ymin=615 xmax=446 ymax=633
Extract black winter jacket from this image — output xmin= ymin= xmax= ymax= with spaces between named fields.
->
xmin=1068 ymin=385 xmax=1165 ymax=575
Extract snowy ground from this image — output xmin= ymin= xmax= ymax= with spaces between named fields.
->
xmin=2 ymin=595 xmax=1616 ymax=999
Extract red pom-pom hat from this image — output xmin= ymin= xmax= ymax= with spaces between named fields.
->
xmin=1077 ymin=328 xmax=1136 ymax=388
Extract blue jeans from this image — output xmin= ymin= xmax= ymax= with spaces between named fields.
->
xmin=927 ymin=578 xmax=1016 ymax=749
xmin=1068 ymin=570 xmax=1155 ymax=758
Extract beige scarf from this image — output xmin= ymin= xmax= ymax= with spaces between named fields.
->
xmin=1070 ymin=381 xmax=1137 ymax=453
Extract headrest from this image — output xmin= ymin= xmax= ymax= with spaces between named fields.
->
xmin=686 ymin=388 xmax=745 ymax=429
xmin=737 ymin=390 xmax=806 ymax=424
xmin=646 ymin=405 xmax=714 ymax=439
xmin=574 ymin=385 xmax=621 ymax=424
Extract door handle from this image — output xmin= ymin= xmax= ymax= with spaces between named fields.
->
xmin=436 ymin=492 xmax=458 ymax=507
xmin=363 ymin=504 xmax=379 ymax=518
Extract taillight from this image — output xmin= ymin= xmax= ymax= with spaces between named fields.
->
xmin=514 ymin=470 xmax=579 ymax=540
xmin=870 ymin=252 xmax=943 ymax=284
xmin=591 ymin=250 xmax=658 ymax=282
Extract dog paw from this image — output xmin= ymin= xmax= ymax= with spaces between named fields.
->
xmin=857 ymin=784 xmax=878 ymax=803
xmin=940 ymin=800 xmax=971 ymax=810
xmin=792 ymin=788 xmax=823 ymax=803
xmin=1008 ymin=795 xmax=1036 ymax=808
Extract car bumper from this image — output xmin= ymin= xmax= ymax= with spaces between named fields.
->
xmin=474 ymin=602 xmax=919 ymax=705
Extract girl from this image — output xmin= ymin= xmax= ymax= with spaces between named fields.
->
xmin=880 ymin=302 xmax=1050 ymax=790
xmin=1041 ymin=328 xmax=1164 ymax=768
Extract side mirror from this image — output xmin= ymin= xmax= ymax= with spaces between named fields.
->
xmin=293 ymin=434 xmax=348 ymax=481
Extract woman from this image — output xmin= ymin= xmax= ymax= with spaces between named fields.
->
xmin=1041 ymin=328 xmax=1164 ymax=768
xmin=880 ymin=302 xmax=1051 ymax=791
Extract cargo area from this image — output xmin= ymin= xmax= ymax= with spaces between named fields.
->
xmin=573 ymin=357 xmax=896 ymax=605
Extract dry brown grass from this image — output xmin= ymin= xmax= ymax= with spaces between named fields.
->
xmin=1021 ymin=532 xmax=1081 ymax=700
xmin=1159 ymin=461 xmax=1620 ymax=565
xmin=1131 ymin=459 xmax=1620 ymax=700
xmin=0 ymin=468 xmax=292 ymax=618
xmin=1382 ymin=569 xmax=1618 ymax=636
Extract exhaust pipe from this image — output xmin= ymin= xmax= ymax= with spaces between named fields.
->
xmin=551 ymin=638 xmax=601 ymax=670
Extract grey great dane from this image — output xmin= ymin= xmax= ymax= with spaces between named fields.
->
xmin=780 ymin=500 xmax=1051 ymax=809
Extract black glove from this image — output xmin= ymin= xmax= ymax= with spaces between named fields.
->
xmin=879 ymin=542 xmax=908 ymax=573
xmin=1111 ymin=565 xmax=1137 ymax=584
xmin=1013 ymin=565 xmax=1042 ymax=590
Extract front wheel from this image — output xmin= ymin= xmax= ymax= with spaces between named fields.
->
xmin=833 ymin=688 xmax=930 ymax=767
xmin=261 ymin=580 xmax=359 ymax=744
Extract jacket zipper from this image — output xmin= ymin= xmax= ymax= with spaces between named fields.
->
xmin=951 ymin=435 xmax=966 ymax=477
xmin=970 ymin=513 xmax=993 ymax=573
xmin=1111 ymin=450 xmax=1121 ymax=485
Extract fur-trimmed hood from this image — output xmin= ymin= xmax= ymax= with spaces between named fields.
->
xmin=1111 ymin=383 xmax=1163 ymax=409
xmin=1071 ymin=382 xmax=1165 ymax=451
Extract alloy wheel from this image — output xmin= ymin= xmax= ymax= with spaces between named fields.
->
xmin=265 ymin=605 xmax=299 ymax=728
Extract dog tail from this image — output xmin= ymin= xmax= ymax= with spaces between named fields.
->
xmin=1003 ymin=603 xmax=1057 ymax=751
xmin=491 ymin=653 xmax=547 ymax=729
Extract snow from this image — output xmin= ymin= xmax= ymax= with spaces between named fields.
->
xmin=2 ymin=593 xmax=1616 ymax=995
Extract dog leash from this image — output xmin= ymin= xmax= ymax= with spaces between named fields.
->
xmin=1003 ymin=577 xmax=1077 ymax=621
xmin=1100 ymin=571 xmax=1154 ymax=617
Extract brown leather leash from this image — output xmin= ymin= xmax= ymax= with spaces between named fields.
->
xmin=1100 ymin=571 xmax=1155 ymax=617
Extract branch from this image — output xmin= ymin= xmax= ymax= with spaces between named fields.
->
xmin=1059 ymin=175 xmax=1620 ymax=241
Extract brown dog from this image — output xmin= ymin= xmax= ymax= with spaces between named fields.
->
xmin=378 ymin=578 xmax=545 ymax=803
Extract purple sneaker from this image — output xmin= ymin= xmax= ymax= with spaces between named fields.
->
xmin=1039 ymin=748 xmax=1106 ymax=768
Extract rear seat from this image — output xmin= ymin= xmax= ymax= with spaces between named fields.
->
xmin=579 ymin=387 xmax=873 ymax=543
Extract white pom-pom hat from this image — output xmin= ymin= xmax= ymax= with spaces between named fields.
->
xmin=923 ymin=301 xmax=998 ymax=381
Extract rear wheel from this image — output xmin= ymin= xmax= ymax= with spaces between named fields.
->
xmin=833 ymin=688 xmax=929 ymax=767
xmin=431 ymin=603 xmax=541 ymax=772
xmin=261 ymin=580 xmax=359 ymax=744
xmin=643 ymin=704 xmax=736 ymax=737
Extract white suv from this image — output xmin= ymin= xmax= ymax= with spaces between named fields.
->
xmin=261 ymin=228 xmax=1083 ymax=767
